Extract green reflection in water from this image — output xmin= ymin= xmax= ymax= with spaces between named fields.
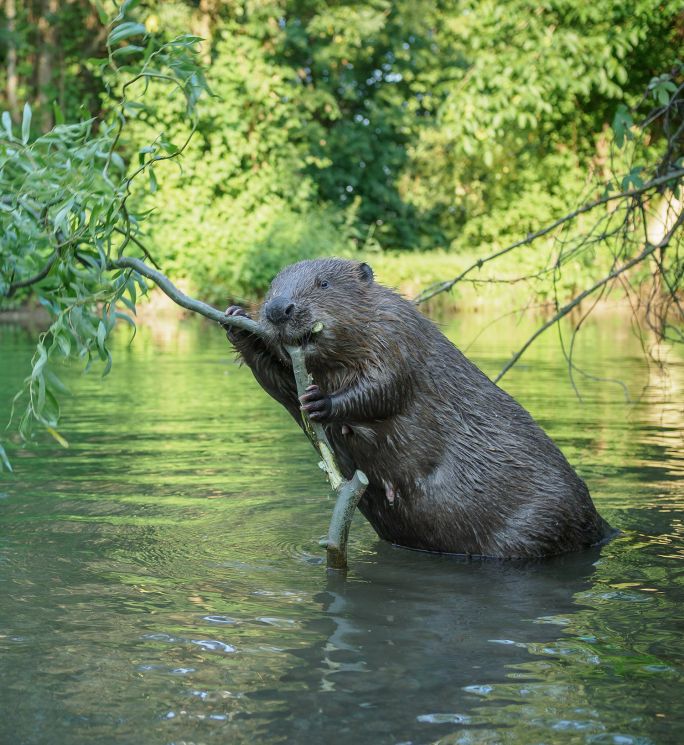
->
xmin=0 ymin=309 xmax=682 ymax=745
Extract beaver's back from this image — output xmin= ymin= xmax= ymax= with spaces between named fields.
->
xmin=322 ymin=286 xmax=609 ymax=557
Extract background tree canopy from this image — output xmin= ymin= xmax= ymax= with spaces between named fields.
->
xmin=3 ymin=0 xmax=681 ymax=300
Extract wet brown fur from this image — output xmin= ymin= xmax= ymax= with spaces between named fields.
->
xmin=226 ymin=258 xmax=611 ymax=559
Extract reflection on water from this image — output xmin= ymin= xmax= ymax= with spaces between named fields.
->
xmin=0 ymin=309 xmax=682 ymax=745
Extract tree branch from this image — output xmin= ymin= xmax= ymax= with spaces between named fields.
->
xmin=494 ymin=210 xmax=684 ymax=383
xmin=109 ymin=256 xmax=263 ymax=336
xmin=5 ymin=249 xmax=59 ymax=297
xmin=413 ymin=169 xmax=684 ymax=305
xmin=286 ymin=345 xmax=368 ymax=571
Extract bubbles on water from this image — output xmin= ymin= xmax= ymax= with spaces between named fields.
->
xmin=417 ymin=713 xmax=471 ymax=724
xmin=142 ymin=632 xmax=178 ymax=642
xmin=547 ymin=719 xmax=604 ymax=732
xmin=140 ymin=631 xmax=236 ymax=653
xmin=641 ymin=663 xmax=676 ymax=673
xmin=592 ymin=590 xmax=654 ymax=603
xmin=256 ymin=616 xmax=299 ymax=628
xmin=201 ymin=615 xmax=239 ymax=625
xmin=462 ymin=684 xmax=493 ymax=696
xmin=190 ymin=639 xmax=236 ymax=653
xmin=588 ymin=735 xmax=655 ymax=745
xmin=534 ymin=615 xmax=572 ymax=626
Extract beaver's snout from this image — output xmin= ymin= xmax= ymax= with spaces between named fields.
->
xmin=264 ymin=296 xmax=295 ymax=325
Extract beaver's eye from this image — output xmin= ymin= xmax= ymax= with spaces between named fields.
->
xmin=319 ymin=279 xmax=330 ymax=289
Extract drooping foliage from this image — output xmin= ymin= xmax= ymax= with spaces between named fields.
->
xmin=0 ymin=6 xmax=208 ymax=468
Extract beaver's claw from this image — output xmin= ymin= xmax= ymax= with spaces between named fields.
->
xmin=299 ymin=384 xmax=333 ymax=422
xmin=223 ymin=305 xmax=251 ymax=341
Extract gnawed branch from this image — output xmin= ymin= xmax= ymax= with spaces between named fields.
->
xmin=286 ymin=345 xmax=368 ymax=571
xmin=110 ymin=257 xmax=258 ymax=332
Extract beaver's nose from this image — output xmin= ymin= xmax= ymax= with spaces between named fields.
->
xmin=264 ymin=296 xmax=295 ymax=325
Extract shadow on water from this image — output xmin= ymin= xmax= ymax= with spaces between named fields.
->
xmin=272 ymin=548 xmax=604 ymax=745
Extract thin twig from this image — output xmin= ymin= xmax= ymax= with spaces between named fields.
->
xmin=413 ymin=169 xmax=684 ymax=305
xmin=494 ymin=212 xmax=684 ymax=383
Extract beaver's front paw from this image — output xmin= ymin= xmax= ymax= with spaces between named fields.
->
xmin=223 ymin=305 xmax=251 ymax=342
xmin=299 ymin=384 xmax=334 ymax=422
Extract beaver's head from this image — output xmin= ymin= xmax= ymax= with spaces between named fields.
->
xmin=260 ymin=258 xmax=376 ymax=364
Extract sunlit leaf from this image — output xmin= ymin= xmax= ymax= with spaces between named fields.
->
xmin=21 ymin=103 xmax=32 ymax=145
xmin=108 ymin=22 xmax=147 ymax=46
xmin=46 ymin=427 xmax=69 ymax=448
xmin=96 ymin=321 xmax=107 ymax=354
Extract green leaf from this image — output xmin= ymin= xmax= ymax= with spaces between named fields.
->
xmin=112 ymin=45 xmax=145 ymax=59
xmin=36 ymin=371 xmax=46 ymax=414
xmin=108 ymin=22 xmax=147 ymax=46
xmin=102 ymin=349 xmax=113 ymax=377
xmin=612 ymin=104 xmax=633 ymax=149
xmin=148 ymin=166 xmax=158 ymax=193
xmin=92 ymin=0 xmax=108 ymax=24
xmin=0 ymin=443 xmax=12 ymax=472
xmin=120 ymin=294 xmax=137 ymax=315
xmin=621 ymin=166 xmax=644 ymax=191
xmin=52 ymin=101 xmax=65 ymax=125
xmin=114 ymin=310 xmax=136 ymax=330
xmin=120 ymin=0 xmax=142 ymax=16
xmin=96 ymin=321 xmax=107 ymax=353
xmin=2 ymin=111 xmax=12 ymax=139
xmin=32 ymin=343 xmax=48 ymax=380
xmin=21 ymin=102 xmax=32 ymax=144
xmin=46 ymin=369 xmax=70 ymax=396
xmin=110 ymin=152 xmax=125 ymax=171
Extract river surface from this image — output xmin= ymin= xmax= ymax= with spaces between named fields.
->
xmin=0 ymin=308 xmax=683 ymax=745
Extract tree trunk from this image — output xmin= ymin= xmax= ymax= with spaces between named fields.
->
xmin=6 ymin=0 xmax=19 ymax=119
xmin=36 ymin=0 xmax=58 ymax=131
xmin=194 ymin=0 xmax=219 ymax=64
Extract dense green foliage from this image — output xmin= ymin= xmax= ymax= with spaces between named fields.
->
xmin=2 ymin=1 xmax=681 ymax=299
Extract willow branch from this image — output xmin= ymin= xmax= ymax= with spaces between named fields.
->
xmin=413 ymin=169 xmax=684 ymax=305
xmin=5 ymin=249 xmax=59 ymax=297
xmin=494 ymin=211 xmax=684 ymax=383
xmin=109 ymin=256 xmax=264 ymax=336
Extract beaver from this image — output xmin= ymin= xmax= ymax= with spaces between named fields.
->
xmin=224 ymin=257 xmax=611 ymax=558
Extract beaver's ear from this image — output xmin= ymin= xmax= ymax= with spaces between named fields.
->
xmin=359 ymin=262 xmax=374 ymax=284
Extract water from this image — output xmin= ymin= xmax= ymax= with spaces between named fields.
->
xmin=0 ymin=309 xmax=682 ymax=745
